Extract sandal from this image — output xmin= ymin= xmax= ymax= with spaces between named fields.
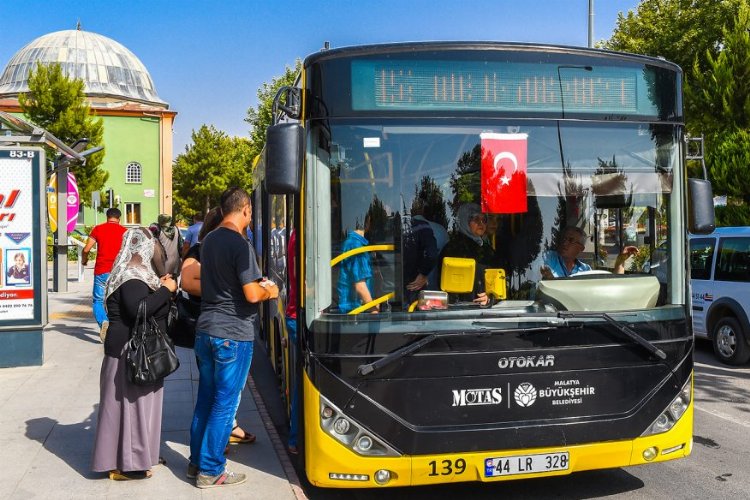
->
xmin=109 ymin=469 xmax=152 ymax=480
xmin=288 ymin=445 xmax=299 ymax=455
xmin=229 ymin=425 xmax=256 ymax=444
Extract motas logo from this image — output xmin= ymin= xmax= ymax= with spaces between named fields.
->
xmin=452 ymin=388 xmax=503 ymax=407
xmin=514 ymin=382 xmax=537 ymax=407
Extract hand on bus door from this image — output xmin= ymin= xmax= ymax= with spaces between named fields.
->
xmin=406 ymin=273 xmax=428 ymax=291
xmin=473 ymin=292 xmax=489 ymax=306
xmin=259 ymin=278 xmax=279 ymax=299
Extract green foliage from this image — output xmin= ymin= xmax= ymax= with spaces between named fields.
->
xmin=172 ymin=125 xmax=254 ymax=218
xmin=715 ymin=203 xmax=750 ymax=226
xmin=605 ymin=0 xmax=741 ymax=134
xmin=706 ymin=129 xmax=750 ymax=202
xmin=687 ymin=3 xmax=750 ymax=137
xmin=410 ymin=176 xmax=449 ymax=228
xmin=629 ymin=245 xmax=651 ymax=272
xmin=18 ymin=62 xmax=107 ymax=206
xmin=685 ymin=4 xmax=750 ymax=205
xmin=607 ymin=1 xmax=750 ymax=220
xmin=245 ymin=60 xmax=302 ymax=160
xmin=605 ymin=0 xmax=738 ymax=74
xmin=450 ymin=144 xmax=481 ymax=219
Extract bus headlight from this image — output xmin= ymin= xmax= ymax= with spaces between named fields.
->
xmin=374 ymin=469 xmax=393 ymax=485
xmin=356 ymin=435 xmax=373 ymax=451
xmin=333 ymin=418 xmax=351 ymax=435
xmin=319 ymin=395 xmax=401 ymax=457
xmin=642 ymin=378 xmax=692 ymax=436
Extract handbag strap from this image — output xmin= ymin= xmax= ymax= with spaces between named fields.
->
xmin=131 ymin=298 xmax=149 ymax=343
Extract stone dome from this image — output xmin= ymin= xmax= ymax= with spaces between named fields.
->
xmin=0 ymin=29 xmax=166 ymax=106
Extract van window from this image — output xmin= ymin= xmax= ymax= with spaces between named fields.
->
xmin=690 ymin=238 xmax=715 ymax=280
xmin=715 ymin=237 xmax=750 ymax=282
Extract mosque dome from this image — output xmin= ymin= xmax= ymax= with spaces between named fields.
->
xmin=0 ymin=29 xmax=166 ymax=106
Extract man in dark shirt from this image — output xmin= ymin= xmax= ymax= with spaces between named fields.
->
xmin=189 ymin=187 xmax=278 ymax=489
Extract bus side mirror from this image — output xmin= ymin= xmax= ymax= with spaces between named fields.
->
xmin=688 ymin=178 xmax=715 ymax=235
xmin=265 ymin=123 xmax=303 ymax=194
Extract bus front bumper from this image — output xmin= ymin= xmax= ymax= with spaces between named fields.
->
xmin=303 ymin=375 xmax=693 ymax=488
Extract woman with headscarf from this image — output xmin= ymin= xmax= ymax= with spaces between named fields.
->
xmin=439 ymin=203 xmax=499 ymax=305
xmin=91 ymin=227 xmax=178 ymax=480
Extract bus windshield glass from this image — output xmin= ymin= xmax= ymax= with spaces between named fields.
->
xmin=305 ymin=119 xmax=682 ymax=325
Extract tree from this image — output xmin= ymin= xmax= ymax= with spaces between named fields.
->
xmin=172 ymin=125 xmax=254 ymax=217
xmin=19 ymin=62 xmax=107 ymax=206
xmin=687 ymin=3 xmax=750 ymax=135
xmin=685 ymin=3 xmax=750 ymax=200
xmin=410 ymin=176 xmax=448 ymax=228
xmin=606 ymin=0 xmax=750 ymax=226
xmin=605 ymin=0 xmax=738 ymax=78
xmin=245 ymin=60 xmax=301 ymax=160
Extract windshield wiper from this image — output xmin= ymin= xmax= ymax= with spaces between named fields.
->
xmin=357 ymin=329 xmax=494 ymax=376
xmin=557 ymin=311 xmax=667 ymax=360
xmin=358 ymin=333 xmax=438 ymax=376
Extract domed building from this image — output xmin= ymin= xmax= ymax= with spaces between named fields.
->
xmin=0 ymin=27 xmax=176 ymax=226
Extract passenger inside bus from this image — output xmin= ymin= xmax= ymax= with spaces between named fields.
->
xmin=541 ymin=225 xmax=638 ymax=278
xmin=438 ymin=203 xmax=500 ymax=306
xmin=402 ymin=208 xmax=439 ymax=304
xmin=336 ymin=213 xmax=378 ymax=313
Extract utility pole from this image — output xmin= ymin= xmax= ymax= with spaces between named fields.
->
xmin=53 ymin=158 xmax=68 ymax=292
xmin=588 ymin=0 xmax=595 ymax=48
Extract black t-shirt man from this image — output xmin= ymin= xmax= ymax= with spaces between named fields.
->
xmin=196 ymin=227 xmax=262 ymax=341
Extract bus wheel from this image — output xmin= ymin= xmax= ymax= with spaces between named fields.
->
xmin=712 ymin=317 xmax=750 ymax=365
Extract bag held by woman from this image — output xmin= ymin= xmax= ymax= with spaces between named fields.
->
xmin=127 ymin=299 xmax=180 ymax=385
xmin=168 ymin=292 xmax=200 ymax=349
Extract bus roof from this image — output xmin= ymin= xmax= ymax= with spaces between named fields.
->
xmin=304 ymin=41 xmax=682 ymax=74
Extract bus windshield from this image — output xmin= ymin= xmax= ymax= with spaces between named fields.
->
xmin=304 ymin=119 xmax=683 ymax=325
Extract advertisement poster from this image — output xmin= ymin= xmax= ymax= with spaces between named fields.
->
xmin=0 ymin=149 xmax=38 ymax=321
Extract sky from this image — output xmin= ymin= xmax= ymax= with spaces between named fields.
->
xmin=2 ymin=0 xmax=641 ymax=157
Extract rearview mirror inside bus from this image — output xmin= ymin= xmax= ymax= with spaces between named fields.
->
xmin=688 ymin=178 xmax=715 ymax=235
xmin=265 ymin=123 xmax=303 ymax=194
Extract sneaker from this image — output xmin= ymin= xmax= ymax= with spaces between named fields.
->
xmin=99 ymin=321 xmax=109 ymax=343
xmin=186 ymin=463 xmax=199 ymax=479
xmin=195 ymin=469 xmax=247 ymax=489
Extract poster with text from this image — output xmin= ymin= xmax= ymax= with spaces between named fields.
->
xmin=0 ymin=152 xmax=36 ymax=320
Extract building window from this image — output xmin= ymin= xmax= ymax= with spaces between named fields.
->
xmin=124 ymin=202 xmax=141 ymax=225
xmin=125 ymin=162 xmax=142 ymax=183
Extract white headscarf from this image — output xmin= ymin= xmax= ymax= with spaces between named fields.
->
xmin=456 ymin=203 xmax=485 ymax=246
xmin=105 ymin=227 xmax=162 ymax=301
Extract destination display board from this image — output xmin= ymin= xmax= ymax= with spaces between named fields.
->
xmin=352 ymin=59 xmax=661 ymax=117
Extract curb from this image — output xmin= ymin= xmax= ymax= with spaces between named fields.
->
xmin=247 ymin=376 xmax=308 ymax=500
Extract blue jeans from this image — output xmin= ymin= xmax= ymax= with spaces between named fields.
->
xmin=286 ymin=317 xmax=300 ymax=448
xmin=92 ymin=273 xmax=109 ymax=327
xmin=190 ymin=331 xmax=253 ymax=476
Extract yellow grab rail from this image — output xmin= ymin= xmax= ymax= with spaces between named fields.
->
xmin=348 ymin=292 xmax=395 ymax=315
xmin=330 ymin=244 xmax=394 ymax=267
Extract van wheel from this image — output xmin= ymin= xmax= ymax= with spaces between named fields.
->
xmin=712 ymin=317 xmax=750 ymax=365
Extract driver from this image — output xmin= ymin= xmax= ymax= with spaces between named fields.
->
xmin=542 ymin=226 xmax=637 ymax=278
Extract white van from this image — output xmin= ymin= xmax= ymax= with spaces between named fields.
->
xmin=690 ymin=227 xmax=750 ymax=365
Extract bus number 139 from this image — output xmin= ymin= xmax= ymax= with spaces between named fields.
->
xmin=428 ymin=458 xmax=466 ymax=476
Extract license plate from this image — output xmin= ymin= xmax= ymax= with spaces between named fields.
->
xmin=484 ymin=452 xmax=569 ymax=477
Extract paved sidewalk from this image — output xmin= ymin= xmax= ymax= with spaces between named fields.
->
xmin=0 ymin=267 xmax=299 ymax=499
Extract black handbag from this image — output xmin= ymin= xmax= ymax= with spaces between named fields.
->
xmin=169 ymin=292 xmax=200 ymax=349
xmin=126 ymin=299 xmax=180 ymax=386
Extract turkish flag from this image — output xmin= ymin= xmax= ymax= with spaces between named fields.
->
xmin=480 ymin=133 xmax=528 ymax=214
